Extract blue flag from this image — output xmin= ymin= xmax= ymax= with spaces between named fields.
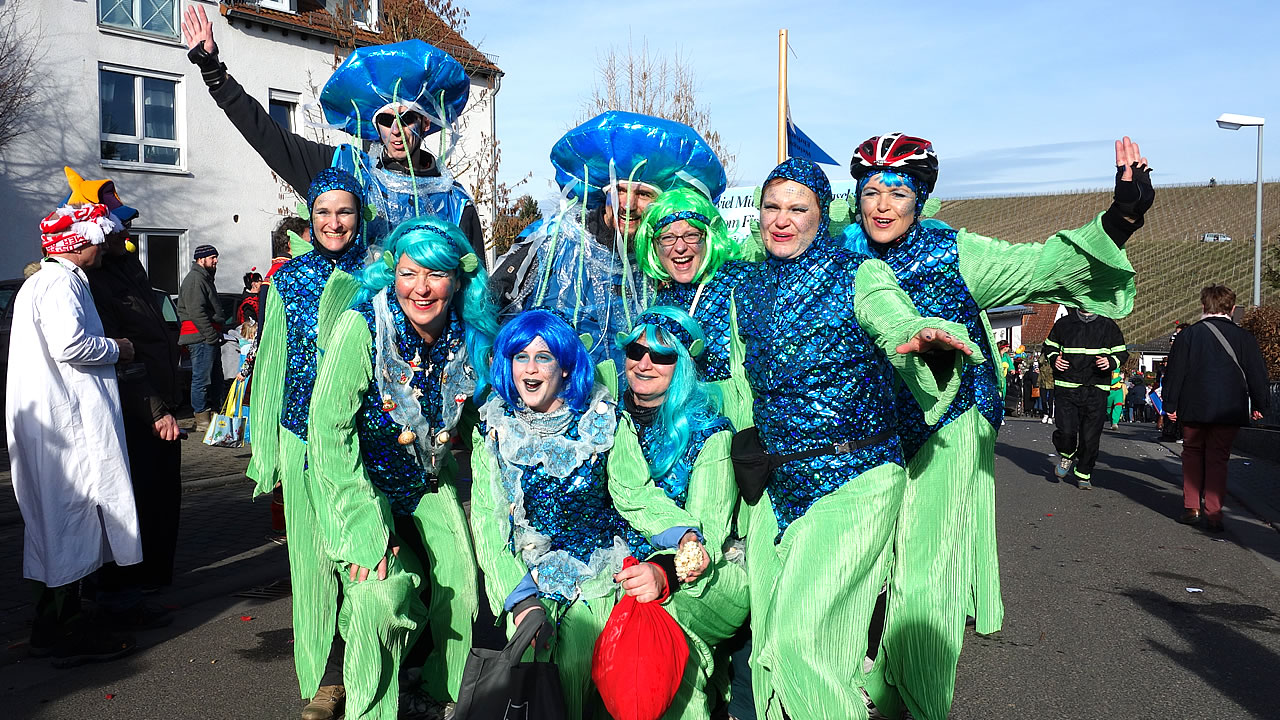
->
xmin=787 ymin=116 xmax=838 ymax=165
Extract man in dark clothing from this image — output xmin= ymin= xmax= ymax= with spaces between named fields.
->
xmin=180 ymin=5 xmax=484 ymax=258
xmin=85 ymin=195 xmax=184 ymax=596
xmin=177 ymin=244 xmax=224 ymax=431
xmin=1044 ymin=309 xmax=1128 ymax=488
xmin=1164 ymin=284 xmax=1270 ymax=532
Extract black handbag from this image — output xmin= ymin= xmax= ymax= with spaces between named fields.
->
xmin=730 ymin=426 xmax=894 ymax=505
xmin=453 ymin=608 xmax=566 ymax=720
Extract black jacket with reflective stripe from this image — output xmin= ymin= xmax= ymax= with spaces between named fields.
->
xmin=1043 ymin=311 xmax=1128 ymax=390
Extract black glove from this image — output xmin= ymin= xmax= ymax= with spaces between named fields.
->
xmin=187 ymin=44 xmax=227 ymax=89
xmin=1101 ymin=162 xmax=1155 ymax=247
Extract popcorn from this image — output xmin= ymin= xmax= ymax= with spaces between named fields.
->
xmin=675 ymin=540 xmax=703 ymax=582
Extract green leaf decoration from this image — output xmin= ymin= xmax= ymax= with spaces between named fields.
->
xmin=382 ymin=250 xmax=396 ymax=270
xmin=688 ymin=338 xmax=705 ymax=357
xmin=579 ymin=333 xmax=594 ymax=351
xmin=922 ymin=197 xmax=942 ymax=218
xmin=363 ymin=205 xmax=377 ymax=222
xmin=295 ymin=201 xmax=310 ymax=221
xmin=459 ymin=253 xmax=479 ymax=273
xmin=287 ymin=230 xmax=312 ymax=258
xmin=615 ymin=331 xmax=629 ymax=347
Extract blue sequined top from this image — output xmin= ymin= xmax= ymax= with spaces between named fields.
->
xmin=721 ymin=241 xmax=904 ymax=540
xmin=351 ymin=290 xmax=468 ymax=515
xmin=655 ymin=279 xmax=740 ymax=383
xmin=482 ymin=401 xmax=654 ymax=567
xmin=635 ymin=413 xmax=733 ymax=507
xmin=868 ymin=225 xmax=1002 ymax=458
xmin=271 ymin=247 xmax=366 ymax=441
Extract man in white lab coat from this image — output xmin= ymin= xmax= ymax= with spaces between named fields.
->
xmin=5 ymin=203 xmax=140 ymax=667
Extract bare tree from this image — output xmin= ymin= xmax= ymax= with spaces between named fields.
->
xmin=0 ymin=0 xmax=40 ymax=155
xmin=583 ymin=39 xmax=737 ymax=184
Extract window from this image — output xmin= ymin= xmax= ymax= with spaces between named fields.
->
xmin=268 ymin=92 xmax=298 ymax=133
xmin=100 ymin=67 xmax=183 ymax=168
xmin=258 ymin=0 xmax=298 ymax=12
xmin=348 ymin=0 xmax=378 ymax=29
xmin=98 ymin=0 xmax=179 ymax=38
xmin=132 ymin=230 xmax=184 ymax=294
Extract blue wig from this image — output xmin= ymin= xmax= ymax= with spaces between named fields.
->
xmin=616 ymin=306 xmax=723 ymax=478
xmin=843 ymin=170 xmax=943 ymax=255
xmin=492 ymin=308 xmax=595 ymax=413
xmin=358 ymin=215 xmax=498 ymax=398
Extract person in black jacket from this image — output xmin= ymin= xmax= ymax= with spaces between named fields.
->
xmin=180 ymin=5 xmax=484 ymax=260
xmin=1044 ymin=309 xmax=1128 ymax=488
xmin=1164 ymin=284 xmax=1269 ymax=532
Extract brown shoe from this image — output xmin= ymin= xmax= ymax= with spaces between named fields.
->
xmin=1177 ymin=508 xmax=1201 ymax=525
xmin=192 ymin=410 xmax=213 ymax=433
xmin=1206 ymin=517 xmax=1225 ymax=533
xmin=301 ymin=685 xmax=345 ymax=720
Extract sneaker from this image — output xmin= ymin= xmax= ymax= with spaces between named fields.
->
xmin=47 ymin=626 xmax=137 ymax=668
xmin=1110 ymin=422 xmax=1119 ymax=430
xmin=302 ymin=685 xmax=345 ymax=720
xmin=1077 ymin=478 xmax=1093 ymax=490
xmin=1041 ymin=415 xmax=1049 ymax=424
xmin=1054 ymin=456 xmax=1074 ymax=480
xmin=399 ymin=689 xmax=454 ymax=720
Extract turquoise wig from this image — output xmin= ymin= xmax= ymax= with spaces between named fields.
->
xmin=843 ymin=170 xmax=951 ymax=255
xmin=616 ymin=306 xmax=723 ymax=478
xmin=634 ymin=188 xmax=738 ymax=285
xmin=358 ymin=216 xmax=498 ymax=398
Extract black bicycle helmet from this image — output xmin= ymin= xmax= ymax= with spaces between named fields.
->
xmin=850 ymin=133 xmax=939 ymax=193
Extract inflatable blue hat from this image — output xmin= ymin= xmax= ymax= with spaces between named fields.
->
xmin=320 ymin=40 xmax=470 ymax=142
xmin=550 ymin=111 xmax=728 ymax=207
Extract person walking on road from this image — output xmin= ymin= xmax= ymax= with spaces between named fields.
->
xmin=1045 ymin=309 xmax=1128 ymax=488
xmin=178 ymin=244 xmax=224 ymax=432
xmin=1163 ymin=284 xmax=1270 ymax=532
xmin=7 ymin=202 xmax=140 ymax=666
xmin=1039 ymin=355 xmax=1055 ymax=423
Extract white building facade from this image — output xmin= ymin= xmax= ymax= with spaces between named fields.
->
xmin=0 ymin=0 xmax=500 ymax=291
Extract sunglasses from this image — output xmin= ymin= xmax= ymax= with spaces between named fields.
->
xmin=374 ymin=111 xmax=425 ymax=128
xmin=624 ymin=342 xmax=677 ymax=365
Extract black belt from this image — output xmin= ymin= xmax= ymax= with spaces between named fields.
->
xmin=731 ymin=427 xmax=895 ymax=505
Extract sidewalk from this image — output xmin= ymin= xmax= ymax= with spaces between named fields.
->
xmin=0 ymin=438 xmax=265 ymax=661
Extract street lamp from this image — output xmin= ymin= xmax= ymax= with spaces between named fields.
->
xmin=1216 ymin=112 xmax=1265 ymax=307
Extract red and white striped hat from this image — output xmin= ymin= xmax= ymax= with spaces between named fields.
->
xmin=39 ymin=203 xmax=121 ymax=254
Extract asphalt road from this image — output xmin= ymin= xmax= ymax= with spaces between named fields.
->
xmin=2 ymin=419 xmax=1277 ymax=719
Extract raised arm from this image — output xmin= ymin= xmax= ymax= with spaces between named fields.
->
xmin=958 ymin=138 xmax=1150 ymax=314
xmin=182 ymin=4 xmax=335 ymax=193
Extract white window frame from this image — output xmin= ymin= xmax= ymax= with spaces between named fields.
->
xmin=131 ymin=228 xmax=188 ymax=294
xmin=97 ymin=0 xmax=182 ymax=40
xmin=99 ymin=63 xmax=186 ymax=173
xmin=350 ymin=0 xmax=379 ymax=31
xmin=268 ymin=89 xmax=301 ymax=134
xmin=258 ymin=0 xmax=298 ymax=12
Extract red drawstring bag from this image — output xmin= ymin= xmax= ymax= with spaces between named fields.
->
xmin=591 ymin=556 xmax=689 ymax=720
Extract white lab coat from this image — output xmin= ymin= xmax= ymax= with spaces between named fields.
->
xmin=5 ymin=258 xmax=140 ymax=587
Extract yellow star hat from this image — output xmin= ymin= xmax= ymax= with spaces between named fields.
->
xmin=64 ymin=166 xmax=139 ymax=251
xmin=63 ymin=166 xmax=138 ymax=223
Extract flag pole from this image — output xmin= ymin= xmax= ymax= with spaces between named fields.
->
xmin=777 ymin=28 xmax=788 ymax=164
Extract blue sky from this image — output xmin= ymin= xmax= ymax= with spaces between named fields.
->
xmin=463 ymin=0 xmax=1280 ymax=198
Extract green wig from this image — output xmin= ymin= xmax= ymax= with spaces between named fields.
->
xmin=634 ymin=188 xmax=737 ymax=285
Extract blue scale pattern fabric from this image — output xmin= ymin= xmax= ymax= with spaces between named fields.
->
xmin=272 ymin=247 xmax=366 ymax=441
xmin=655 ymin=279 xmax=739 ymax=382
xmin=726 ymin=157 xmax=903 ymax=541
xmin=635 ymin=416 xmax=733 ymax=507
xmin=351 ymin=290 xmax=466 ymax=515
xmin=869 ymin=225 xmax=1002 ymax=458
xmin=485 ymin=405 xmax=653 ymax=565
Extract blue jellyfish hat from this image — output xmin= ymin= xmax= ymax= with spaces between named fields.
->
xmin=320 ymin=39 xmax=470 ymax=142
xmin=550 ymin=111 xmax=728 ymax=208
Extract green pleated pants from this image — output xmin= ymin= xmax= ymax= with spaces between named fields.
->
xmin=744 ymin=462 xmax=905 ymax=720
xmin=866 ymin=408 xmax=1003 ymax=720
